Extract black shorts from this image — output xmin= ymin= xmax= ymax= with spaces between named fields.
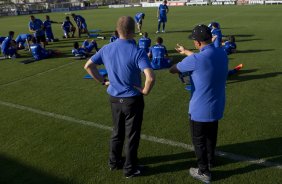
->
xmin=36 ymin=35 xmax=46 ymax=43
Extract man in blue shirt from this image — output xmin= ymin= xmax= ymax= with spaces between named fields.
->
xmin=44 ymin=15 xmax=61 ymax=42
xmin=134 ymin=12 xmax=145 ymax=33
xmin=62 ymin=16 xmax=76 ymax=38
xmin=156 ymin=0 xmax=169 ymax=33
xmin=84 ymin=16 xmax=155 ymax=178
xmin=71 ymin=13 xmax=90 ymax=38
xmin=30 ymin=37 xmax=56 ymax=61
xmin=148 ymin=37 xmax=171 ymax=70
xmin=138 ymin=32 xmax=151 ymax=53
xmin=208 ymin=22 xmax=220 ymax=30
xmin=169 ymin=24 xmax=228 ymax=184
xmin=211 ymin=22 xmax=222 ymax=48
xmin=29 ymin=15 xmax=46 ymax=48
xmin=15 ymin=33 xmax=33 ymax=50
xmin=223 ymin=35 xmax=237 ymax=55
xmin=1 ymin=31 xmax=17 ymax=58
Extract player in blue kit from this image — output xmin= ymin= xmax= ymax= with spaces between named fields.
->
xmin=134 ymin=12 xmax=145 ymax=33
xmin=1 ymin=31 xmax=18 ymax=58
xmin=62 ymin=16 xmax=76 ymax=38
xmin=30 ymin=37 xmax=57 ymax=61
xmin=222 ymin=35 xmax=237 ymax=55
xmin=29 ymin=15 xmax=46 ymax=48
xmin=211 ymin=22 xmax=222 ymax=48
xmin=208 ymin=22 xmax=220 ymax=29
xmin=71 ymin=13 xmax=90 ymax=38
xmin=156 ymin=0 xmax=169 ymax=33
xmin=15 ymin=33 xmax=33 ymax=50
xmin=72 ymin=40 xmax=99 ymax=57
xmin=110 ymin=30 xmax=119 ymax=43
xmin=148 ymin=37 xmax=171 ymax=70
xmin=43 ymin=15 xmax=61 ymax=42
xmin=138 ymin=32 xmax=151 ymax=53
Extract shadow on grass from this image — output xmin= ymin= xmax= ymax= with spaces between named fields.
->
xmin=0 ymin=154 xmax=74 ymax=184
xmin=139 ymin=152 xmax=195 ymax=176
xmin=225 ymin=34 xmax=255 ymax=38
xmin=236 ymin=38 xmax=263 ymax=42
xmin=213 ymin=137 xmax=282 ymax=181
xmin=227 ymin=71 xmax=282 ymax=84
xmin=236 ymin=49 xmax=274 ymax=54
xmin=164 ymin=30 xmax=192 ymax=34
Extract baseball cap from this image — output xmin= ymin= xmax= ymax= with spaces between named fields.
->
xmin=188 ymin=24 xmax=212 ymax=42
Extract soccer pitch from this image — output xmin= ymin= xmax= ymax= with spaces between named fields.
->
xmin=0 ymin=5 xmax=282 ymax=184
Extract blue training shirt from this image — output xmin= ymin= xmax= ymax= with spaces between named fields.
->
xmin=135 ymin=13 xmax=144 ymax=23
xmin=176 ymin=44 xmax=228 ymax=122
xmin=211 ymin=28 xmax=222 ymax=48
xmin=223 ymin=41 xmax=236 ymax=55
xmin=15 ymin=34 xmax=32 ymax=44
xmin=29 ymin=19 xmax=44 ymax=37
xmin=43 ymin=20 xmax=53 ymax=34
xmin=91 ymin=39 xmax=152 ymax=97
xmin=138 ymin=37 xmax=151 ymax=53
xmin=149 ymin=44 xmax=169 ymax=69
xmin=30 ymin=43 xmax=49 ymax=60
xmin=1 ymin=36 xmax=12 ymax=53
xmin=158 ymin=4 xmax=168 ymax=17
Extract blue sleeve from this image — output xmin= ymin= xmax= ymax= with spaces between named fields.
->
xmin=137 ymin=50 xmax=152 ymax=70
xmin=29 ymin=22 xmax=32 ymax=29
xmin=176 ymin=55 xmax=196 ymax=73
xmin=90 ymin=48 xmax=104 ymax=65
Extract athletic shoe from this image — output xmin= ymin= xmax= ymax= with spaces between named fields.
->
xmin=189 ymin=167 xmax=211 ymax=184
xmin=125 ymin=169 xmax=141 ymax=178
xmin=234 ymin=63 xmax=243 ymax=71
xmin=156 ymin=30 xmax=160 ymax=33
xmin=162 ymin=30 xmax=165 ymax=33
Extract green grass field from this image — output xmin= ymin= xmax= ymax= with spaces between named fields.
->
xmin=0 ymin=5 xmax=282 ymax=184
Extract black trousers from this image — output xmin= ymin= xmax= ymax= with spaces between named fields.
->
xmin=109 ymin=95 xmax=144 ymax=175
xmin=190 ymin=118 xmax=218 ymax=174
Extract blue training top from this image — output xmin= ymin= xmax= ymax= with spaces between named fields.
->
xmin=176 ymin=44 xmax=228 ymax=122
xmin=135 ymin=13 xmax=144 ymax=23
xmin=211 ymin=28 xmax=222 ymax=48
xmin=138 ymin=36 xmax=151 ymax=53
xmin=43 ymin=20 xmax=53 ymax=34
xmin=15 ymin=34 xmax=32 ymax=44
xmin=29 ymin=19 xmax=44 ymax=37
xmin=1 ymin=36 xmax=12 ymax=53
xmin=30 ymin=43 xmax=49 ymax=60
xmin=223 ymin=41 xmax=236 ymax=55
xmin=158 ymin=4 xmax=168 ymax=17
xmin=91 ymin=39 xmax=152 ymax=97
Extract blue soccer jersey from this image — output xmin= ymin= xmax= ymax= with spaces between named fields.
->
xmin=211 ymin=28 xmax=222 ymax=48
xmin=30 ymin=43 xmax=50 ymax=60
xmin=0 ymin=36 xmax=5 ymax=43
xmin=158 ymin=4 xmax=169 ymax=22
xmin=15 ymin=34 xmax=32 ymax=45
xmin=149 ymin=44 xmax=170 ymax=69
xmin=74 ymin=15 xmax=87 ymax=29
xmin=29 ymin=19 xmax=44 ymax=37
xmin=223 ymin=41 xmax=236 ymax=55
xmin=82 ymin=40 xmax=98 ymax=52
xmin=43 ymin=20 xmax=55 ymax=40
xmin=72 ymin=48 xmax=87 ymax=56
xmin=138 ymin=37 xmax=151 ymax=53
xmin=1 ymin=36 xmax=12 ymax=54
xmin=135 ymin=13 xmax=144 ymax=23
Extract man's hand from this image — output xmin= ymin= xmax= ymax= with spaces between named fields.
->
xmin=175 ymin=43 xmax=186 ymax=55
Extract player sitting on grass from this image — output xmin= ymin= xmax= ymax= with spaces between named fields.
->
xmin=211 ymin=22 xmax=222 ymax=48
xmin=138 ymin=32 xmax=151 ymax=53
xmin=110 ymin=30 xmax=119 ymax=43
xmin=71 ymin=13 xmax=90 ymax=38
xmin=148 ymin=37 xmax=171 ymax=70
xmin=222 ymin=35 xmax=237 ymax=55
xmin=15 ymin=33 xmax=33 ymax=50
xmin=30 ymin=37 xmax=58 ymax=61
xmin=62 ymin=16 xmax=76 ymax=38
xmin=1 ymin=31 xmax=18 ymax=59
xmin=72 ymin=40 xmax=99 ymax=57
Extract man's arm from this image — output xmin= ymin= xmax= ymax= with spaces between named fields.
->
xmin=84 ymin=59 xmax=109 ymax=85
xmin=139 ymin=68 xmax=155 ymax=95
xmin=175 ymin=43 xmax=194 ymax=56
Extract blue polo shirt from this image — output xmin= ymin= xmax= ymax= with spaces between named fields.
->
xmin=211 ymin=28 xmax=222 ymax=48
xmin=29 ymin=19 xmax=44 ymax=37
xmin=176 ymin=44 xmax=228 ymax=122
xmin=91 ymin=39 xmax=152 ymax=97
xmin=138 ymin=36 xmax=151 ymax=53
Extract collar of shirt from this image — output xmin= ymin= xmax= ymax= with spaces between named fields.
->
xmin=200 ymin=43 xmax=214 ymax=52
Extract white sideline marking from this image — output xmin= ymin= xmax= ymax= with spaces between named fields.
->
xmin=0 ymin=100 xmax=281 ymax=170
xmin=0 ymin=61 xmax=79 ymax=87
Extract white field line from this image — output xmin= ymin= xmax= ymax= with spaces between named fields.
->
xmin=0 ymin=100 xmax=281 ymax=170
xmin=0 ymin=61 xmax=79 ymax=87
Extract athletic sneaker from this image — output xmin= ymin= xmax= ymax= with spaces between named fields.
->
xmin=189 ymin=168 xmax=211 ymax=184
xmin=125 ymin=169 xmax=141 ymax=178
xmin=234 ymin=63 xmax=243 ymax=71
xmin=162 ymin=30 xmax=165 ymax=33
xmin=156 ymin=30 xmax=160 ymax=33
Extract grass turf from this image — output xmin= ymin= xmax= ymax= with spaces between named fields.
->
xmin=0 ymin=5 xmax=282 ymax=184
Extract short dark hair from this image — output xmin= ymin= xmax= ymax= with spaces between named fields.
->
xmin=73 ymin=42 xmax=79 ymax=49
xmin=31 ymin=37 xmax=37 ymax=43
xmin=211 ymin=22 xmax=219 ymax=29
xmin=229 ymin=35 xmax=235 ymax=43
xmin=144 ymin=32 xmax=148 ymax=37
xmin=156 ymin=37 xmax=163 ymax=44
xmin=116 ymin=16 xmax=135 ymax=38
xmin=66 ymin=16 xmax=70 ymax=20
xmin=9 ymin=31 xmax=15 ymax=37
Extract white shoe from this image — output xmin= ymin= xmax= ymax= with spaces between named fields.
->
xmin=156 ymin=30 xmax=160 ymax=33
xmin=162 ymin=30 xmax=165 ymax=33
xmin=189 ymin=168 xmax=211 ymax=184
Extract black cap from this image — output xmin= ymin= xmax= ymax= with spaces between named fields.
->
xmin=188 ymin=24 xmax=212 ymax=42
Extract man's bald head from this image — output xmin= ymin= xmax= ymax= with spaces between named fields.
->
xmin=116 ymin=16 xmax=135 ymax=39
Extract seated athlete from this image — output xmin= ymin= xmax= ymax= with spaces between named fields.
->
xmin=1 ymin=31 xmax=18 ymax=58
xmin=110 ymin=30 xmax=119 ymax=43
xmin=72 ymin=40 xmax=99 ymax=57
xmin=62 ymin=16 xmax=76 ymax=38
xmin=222 ymin=35 xmax=237 ymax=55
xmin=148 ymin=37 xmax=171 ymax=70
xmin=15 ymin=33 xmax=33 ymax=50
xmin=138 ymin=32 xmax=151 ymax=53
xmin=30 ymin=37 xmax=58 ymax=61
